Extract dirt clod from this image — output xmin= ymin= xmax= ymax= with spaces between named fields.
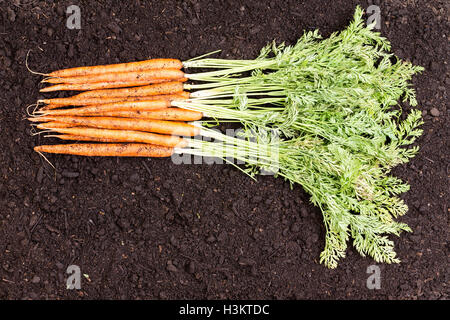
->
xmin=430 ymin=108 xmax=440 ymax=117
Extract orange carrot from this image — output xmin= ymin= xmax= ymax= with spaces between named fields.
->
xmin=36 ymin=121 xmax=77 ymax=129
xmin=74 ymin=81 xmax=184 ymax=98
xmin=34 ymin=143 xmax=175 ymax=157
xmin=39 ymin=127 xmax=187 ymax=148
xmin=93 ymin=108 xmax=203 ymax=121
xmin=40 ymin=80 xmax=160 ymax=92
xmin=48 ymin=134 xmax=123 ymax=143
xmin=44 ymin=69 xmax=185 ymax=84
xmin=48 ymin=59 xmax=183 ymax=78
xmin=29 ymin=116 xmax=200 ymax=136
xmin=38 ymin=92 xmax=190 ymax=108
xmin=37 ymin=100 xmax=170 ymax=116
xmin=40 ymin=77 xmax=188 ymax=92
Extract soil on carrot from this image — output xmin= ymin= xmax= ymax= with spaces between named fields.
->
xmin=0 ymin=0 xmax=448 ymax=299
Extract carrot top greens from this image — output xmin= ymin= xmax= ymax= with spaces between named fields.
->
xmin=176 ymin=6 xmax=424 ymax=268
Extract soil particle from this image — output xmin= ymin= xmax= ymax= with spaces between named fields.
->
xmin=169 ymin=235 xmax=179 ymax=247
xmin=430 ymin=108 xmax=440 ymax=117
xmin=185 ymin=261 xmax=196 ymax=274
xmin=300 ymin=207 xmax=309 ymax=218
xmin=217 ymin=231 xmax=227 ymax=242
xmin=238 ymin=257 xmax=256 ymax=266
xmin=107 ymin=22 xmax=122 ymax=34
xmin=129 ymin=173 xmax=140 ymax=183
xmin=36 ymin=167 xmax=44 ymax=183
xmin=290 ymin=223 xmax=300 ymax=233
xmin=31 ymin=276 xmax=40 ymax=284
xmin=67 ymin=44 xmax=74 ymax=58
xmin=7 ymin=8 xmax=16 ymax=22
xmin=166 ymin=261 xmax=178 ymax=273
xmin=206 ymin=235 xmax=216 ymax=243
xmin=61 ymin=170 xmax=79 ymax=178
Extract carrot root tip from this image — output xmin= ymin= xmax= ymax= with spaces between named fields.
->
xmin=26 ymin=103 xmax=40 ymax=117
xmin=25 ymin=50 xmax=49 ymax=77
xmin=31 ymin=128 xmax=52 ymax=136
xmin=34 ymin=149 xmax=55 ymax=170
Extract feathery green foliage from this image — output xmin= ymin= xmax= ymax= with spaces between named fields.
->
xmin=179 ymin=6 xmax=423 ymax=268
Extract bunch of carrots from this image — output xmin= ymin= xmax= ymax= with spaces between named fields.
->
xmin=28 ymin=7 xmax=424 ymax=269
xmin=29 ymin=59 xmax=205 ymax=158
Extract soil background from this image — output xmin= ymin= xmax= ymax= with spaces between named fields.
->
xmin=0 ymin=0 xmax=448 ymax=300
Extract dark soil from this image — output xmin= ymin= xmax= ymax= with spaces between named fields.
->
xmin=0 ymin=0 xmax=448 ymax=300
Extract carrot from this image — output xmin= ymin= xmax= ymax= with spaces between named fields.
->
xmin=74 ymin=81 xmax=184 ymax=99
xmin=40 ymin=77 xmax=188 ymax=92
xmin=48 ymin=58 xmax=183 ymax=78
xmin=92 ymin=108 xmax=203 ymax=121
xmin=36 ymin=121 xmax=77 ymax=129
xmin=37 ymin=100 xmax=170 ymax=116
xmin=34 ymin=143 xmax=174 ymax=157
xmin=40 ymin=80 xmax=161 ymax=92
xmin=44 ymin=69 xmax=185 ymax=84
xmin=38 ymin=92 xmax=190 ymax=108
xmin=48 ymin=134 xmax=123 ymax=143
xmin=29 ymin=116 xmax=200 ymax=136
xmin=39 ymin=127 xmax=187 ymax=148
